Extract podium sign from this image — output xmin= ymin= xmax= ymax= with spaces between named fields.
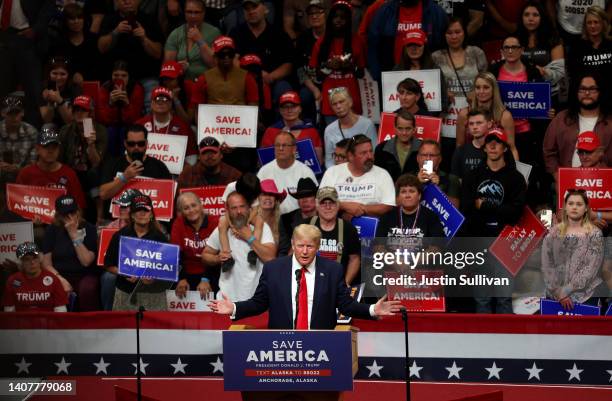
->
xmin=223 ymin=330 xmax=353 ymax=391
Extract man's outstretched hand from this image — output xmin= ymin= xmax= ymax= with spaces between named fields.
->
xmin=208 ymin=292 xmax=234 ymax=315
xmin=373 ymin=295 xmax=402 ymax=317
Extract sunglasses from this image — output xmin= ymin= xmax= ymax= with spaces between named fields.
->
xmin=126 ymin=140 xmax=146 ymax=147
xmin=217 ymin=51 xmax=235 ymax=59
xmin=153 ymin=96 xmax=171 ymax=103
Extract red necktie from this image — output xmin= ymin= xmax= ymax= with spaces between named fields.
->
xmin=1 ymin=0 xmax=13 ymax=31
xmin=295 ymin=267 xmax=308 ymax=329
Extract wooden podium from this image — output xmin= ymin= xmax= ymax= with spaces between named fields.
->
xmin=226 ymin=325 xmax=359 ymax=401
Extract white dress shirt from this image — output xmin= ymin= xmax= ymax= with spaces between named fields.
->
xmin=291 ymin=255 xmax=316 ymax=329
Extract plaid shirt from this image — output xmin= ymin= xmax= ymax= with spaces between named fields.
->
xmin=0 ymin=121 xmax=38 ymax=167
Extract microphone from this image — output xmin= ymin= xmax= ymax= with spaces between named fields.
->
xmin=294 ymin=269 xmax=302 ymax=329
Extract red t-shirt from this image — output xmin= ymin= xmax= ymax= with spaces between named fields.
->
xmin=394 ymin=3 xmax=423 ymax=63
xmin=310 ymin=36 xmax=366 ymax=116
xmin=2 ymin=271 xmax=68 ymax=311
xmin=170 ymin=214 xmax=220 ymax=275
xmin=136 ymin=114 xmax=198 ymax=156
xmin=16 ymin=164 xmax=87 ymax=210
xmin=261 ymin=124 xmax=322 ymax=149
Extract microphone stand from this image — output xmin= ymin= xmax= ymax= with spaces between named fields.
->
xmin=136 ymin=306 xmax=145 ymax=401
xmin=401 ymin=307 xmax=410 ymax=401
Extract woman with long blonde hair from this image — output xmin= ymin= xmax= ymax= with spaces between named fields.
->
xmin=254 ymin=179 xmax=286 ymax=245
xmin=456 ymin=72 xmax=519 ymax=160
xmin=541 ymin=189 xmax=605 ymax=311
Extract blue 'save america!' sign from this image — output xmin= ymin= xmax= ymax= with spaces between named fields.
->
xmin=223 ymin=330 xmax=353 ymax=391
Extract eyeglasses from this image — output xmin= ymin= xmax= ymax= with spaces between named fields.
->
xmin=578 ymin=86 xmax=599 ymax=94
xmin=126 ymin=140 xmax=146 ymax=147
xmin=274 ymin=143 xmax=295 ymax=149
xmin=153 ymin=96 xmax=171 ymax=103
xmin=332 ymin=152 xmax=347 ymax=160
xmin=501 ymin=45 xmax=522 ymax=52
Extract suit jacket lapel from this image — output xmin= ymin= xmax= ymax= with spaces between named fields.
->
xmin=283 ymin=257 xmax=294 ymax=328
xmin=311 ymin=258 xmax=325 ymax=327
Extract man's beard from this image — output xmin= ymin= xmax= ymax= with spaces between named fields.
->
xmin=203 ymin=164 xmax=218 ymax=173
xmin=230 ymin=213 xmax=248 ymax=229
xmin=363 ymin=159 xmax=374 ymax=172
xmin=580 ymin=99 xmax=599 ymax=110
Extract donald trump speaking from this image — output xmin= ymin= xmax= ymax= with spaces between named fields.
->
xmin=209 ymin=224 xmax=401 ymax=329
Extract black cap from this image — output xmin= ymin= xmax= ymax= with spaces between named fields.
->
xmin=130 ymin=194 xmax=153 ymax=212
xmin=38 ymin=127 xmax=61 ymax=146
xmin=289 ymin=177 xmax=318 ymax=199
xmin=55 ymin=195 xmax=78 ymax=215
xmin=16 ymin=242 xmax=39 ymax=259
xmin=113 ymin=188 xmax=143 ymax=207
xmin=199 ymin=136 xmax=221 ymax=152
xmin=2 ymin=95 xmax=24 ymax=113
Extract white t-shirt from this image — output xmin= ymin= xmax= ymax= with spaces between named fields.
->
xmin=257 ymin=160 xmax=318 ymax=214
xmin=557 ymin=0 xmax=605 ymax=35
xmin=572 ymin=114 xmax=599 ymax=167
xmin=207 ymin=222 xmax=275 ymax=302
xmin=319 ymin=163 xmax=396 ymax=206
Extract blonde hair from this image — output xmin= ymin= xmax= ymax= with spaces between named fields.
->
xmin=254 ymin=195 xmax=281 ymax=244
xmin=292 ymin=224 xmax=322 ymax=244
xmin=329 ymin=87 xmax=352 ymax=105
xmin=582 ymin=6 xmax=612 ymax=41
xmin=471 ymin=72 xmax=507 ymax=124
xmin=558 ymin=191 xmax=595 ymax=236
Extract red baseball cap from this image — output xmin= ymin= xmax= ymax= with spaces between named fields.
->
xmin=151 ymin=86 xmax=173 ymax=100
xmin=213 ymin=36 xmax=235 ymax=54
xmin=576 ymin=131 xmax=601 ymax=151
xmin=485 ymin=128 xmax=508 ymax=144
xmin=279 ymin=91 xmax=301 ymax=105
xmin=240 ymin=54 xmax=262 ymax=67
xmin=73 ymin=95 xmax=93 ymax=110
xmin=160 ymin=61 xmax=183 ymax=79
xmin=401 ymin=29 xmax=427 ymax=47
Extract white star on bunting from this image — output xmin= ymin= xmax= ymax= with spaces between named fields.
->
xmin=485 ymin=362 xmax=503 ymax=380
xmin=365 ymin=360 xmax=384 ymax=378
xmin=54 ymin=357 xmax=71 ymax=374
xmin=566 ymin=363 xmax=583 ymax=382
xmin=15 ymin=357 xmax=31 ymax=374
xmin=525 ymin=362 xmax=543 ymax=381
xmin=171 ymin=358 xmax=188 ymax=374
xmin=409 ymin=360 xmax=423 ymax=379
xmin=132 ymin=358 xmax=149 ymax=375
xmin=93 ymin=357 xmax=111 ymax=375
xmin=210 ymin=357 xmax=224 ymax=374
xmin=445 ymin=361 xmax=463 ymax=379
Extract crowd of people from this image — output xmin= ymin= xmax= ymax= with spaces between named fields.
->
xmin=1 ymin=0 xmax=611 ymax=315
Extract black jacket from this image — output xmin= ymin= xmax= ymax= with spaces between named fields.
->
xmin=374 ymin=136 xmax=420 ymax=182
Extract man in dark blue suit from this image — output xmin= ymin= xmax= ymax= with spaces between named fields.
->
xmin=210 ymin=224 xmax=401 ymax=329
